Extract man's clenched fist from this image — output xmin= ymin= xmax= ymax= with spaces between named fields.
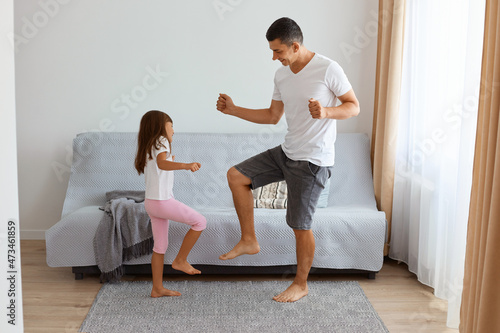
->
xmin=308 ymin=98 xmax=327 ymax=119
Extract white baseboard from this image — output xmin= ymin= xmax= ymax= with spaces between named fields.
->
xmin=21 ymin=230 xmax=46 ymax=240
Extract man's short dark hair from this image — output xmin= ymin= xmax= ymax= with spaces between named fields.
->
xmin=266 ymin=17 xmax=303 ymax=46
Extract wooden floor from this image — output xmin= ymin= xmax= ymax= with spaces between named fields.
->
xmin=21 ymin=240 xmax=458 ymax=332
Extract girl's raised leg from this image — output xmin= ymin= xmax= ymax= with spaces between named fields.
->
xmin=172 ymin=229 xmax=203 ymax=275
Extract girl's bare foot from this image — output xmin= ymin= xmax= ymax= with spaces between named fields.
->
xmin=151 ymin=287 xmax=181 ymax=298
xmin=273 ymin=282 xmax=308 ymax=303
xmin=219 ymin=240 xmax=260 ymax=260
xmin=172 ymin=259 xmax=201 ymax=275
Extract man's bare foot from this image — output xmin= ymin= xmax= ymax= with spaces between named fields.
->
xmin=172 ymin=259 xmax=201 ymax=275
xmin=151 ymin=287 xmax=181 ymax=298
xmin=219 ymin=240 xmax=260 ymax=260
xmin=273 ymin=282 xmax=308 ymax=303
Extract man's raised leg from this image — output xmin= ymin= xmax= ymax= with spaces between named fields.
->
xmin=219 ymin=167 xmax=260 ymax=260
xmin=273 ymin=229 xmax=315 ymax=302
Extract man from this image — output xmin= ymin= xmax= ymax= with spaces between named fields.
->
xmin=216 ymin=17 xmax=359 ymax=302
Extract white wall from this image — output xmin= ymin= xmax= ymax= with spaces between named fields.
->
xmin=15 ymin=0 xmax=379 ymax=238
xmin=2 ymin=0 xmax=24 ymax=331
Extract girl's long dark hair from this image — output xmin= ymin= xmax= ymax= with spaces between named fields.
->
xmin=134 ymin=110 xmax=173 ymax=175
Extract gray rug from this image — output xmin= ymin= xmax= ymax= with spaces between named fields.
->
xmin=80 ymin=280 xmax=389 ymax=333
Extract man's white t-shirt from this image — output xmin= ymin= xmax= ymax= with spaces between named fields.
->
xmin=272 ymin=53 xmax=352 ymax=166
xmin=145 ymin=136 xmax=174 ymax=200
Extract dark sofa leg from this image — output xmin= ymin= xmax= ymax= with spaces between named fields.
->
xmin=367 ymin=272 xmax=376 ymax=279
xmin=74 ymin=272 xmax=83 ymax=280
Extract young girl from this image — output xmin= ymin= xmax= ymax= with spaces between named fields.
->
xmin=135 ymin=110 xmax=206 ymax=298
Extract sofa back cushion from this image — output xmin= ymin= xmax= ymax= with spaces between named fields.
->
xmin=61 ymin=132 xmax=377 ymax=218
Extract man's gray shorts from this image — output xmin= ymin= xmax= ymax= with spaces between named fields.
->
xmin=234 ymin=145 xmax=332 ymax=230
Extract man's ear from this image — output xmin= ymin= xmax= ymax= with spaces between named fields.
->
xmin=292 ymin=42 xmax=300 ymax=52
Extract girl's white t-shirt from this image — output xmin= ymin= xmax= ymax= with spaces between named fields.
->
xmin=145 ymin=136 xmax=174 ymax=200
xmin=272 ymin=53 xmax=352 ymax=166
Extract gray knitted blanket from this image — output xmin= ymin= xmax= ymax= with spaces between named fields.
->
xmin=94 ymin=190 xmax=153 ymax=282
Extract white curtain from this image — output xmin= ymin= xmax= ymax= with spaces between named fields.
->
xmin=390 ymin=0 xmax=485 ymax=328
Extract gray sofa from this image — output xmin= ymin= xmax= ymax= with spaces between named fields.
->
xmin=45 ymin=132 xmax=386 ymax=279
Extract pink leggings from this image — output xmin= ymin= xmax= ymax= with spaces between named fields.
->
xmin=144 ymin=198 xmax=206 ymax=254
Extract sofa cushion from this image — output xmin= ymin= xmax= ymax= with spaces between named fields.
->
xmin=253 ymin=181 xmax=287 ymax=209
xmin=46 ymin=206 xmax=104 ymax=267
xmin=253 ymin=179 xmax=331 ymax=209
xmin=60 ymin=132 xmax=379 ymax=214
